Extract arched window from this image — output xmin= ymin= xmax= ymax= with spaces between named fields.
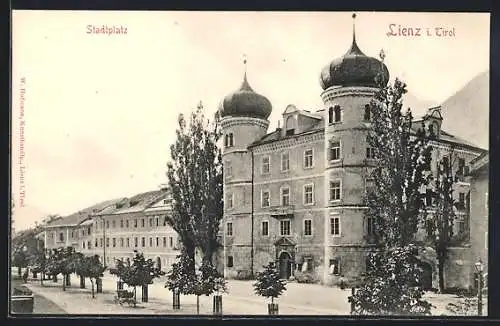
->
xmin=328 ymin=107 xmax=334 ymax=124
xmin=285 ymin=116 xmax=295 ymax=136
xmin=225 ymin=133 xmax=234 ymax=147
xmin=364 ymin=104 xmax=371 ymax=121
xmin=334 ymin=105 xmax=341 ymax=122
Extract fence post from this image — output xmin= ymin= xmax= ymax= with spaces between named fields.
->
xmin=350 ymin=287 xmax=355 ymax=315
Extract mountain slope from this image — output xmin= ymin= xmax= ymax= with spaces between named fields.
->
xmin=440 ymin=71 xmax=489 ymax=150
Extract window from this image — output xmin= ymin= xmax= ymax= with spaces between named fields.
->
xmin=281 ymin=187 xmax=290 ymax=206
xmin=83 ymin=241 xmax=86 ymax=249
xmin=226 ymin=222 xmax=233 ymax=236
xmin=457 ymin=219 xmax=465 ymax=234
xmin=134 ymin=219 xmax=138 ymax=228
xmin=261 ymin=190 xmax=270 ymax=208
xmin=304 ymin=184 xmax=314 ymax=205
xmin=458 ymin=158 xmax=465 ymax=175
xmin=156 ymin=237 xmax=159 ymax=246
xmin=334 ymin=105 xmax=341 ymax=122
xmin=141 ymin=237 xmax=145 ymax=247
xmin=141 ymin=219 xmax=145 ymax=227
xmin=329 ymin=258 xmax=340 ymax=275
xmin=329 ymin=141 xmax=341 ymax=161
xmin=112 ymin=238 xmax=116 ymax=247
xmin=281 ymin=152 xmax=290 ymax=172
xmin=330 ymin=216 xmax=340 ymax=236
xmin=149 ymin=218 xmax=153 ymax=227
xmin=227 ymin=256 xmax=234 ymax=268
xmin=82 ymin=229 xmax=85 ymax=237
xmin=100 ymin=238 xmax=103 ymax=247
xmin=304 ymin=149 xmax=314 ymax=168
xmin=120 ymin=238 xmax=124 ymax=247
xmin=328 ymin=107 xmax=334 ymax=124
xmin=134 ymin=237 xmax=138 ymax=247
xmin=126 ymin=238 xmax=130 ymax=247
xmin=280 ymin=220 xmax=291 ymax=236
xmin=302 ymin=257 xmax=314 ymax=272
xmin=106 ymin=221 xmax=109 ymax=229
xmin=170 ymin=237 xmax=174 ymax=247
xmin=126 ymin=220 xmax=129 ymax=228
xmin=261 ymin=156 xmax=270 ymax=174
xmin=304 ymin=219 xmax=312 ymax=236
xmin=329 ymin=180 xmax=341 ymax=201
xmin=364 ymin=104 xmax=371 ymax=121
xmin=156 ymin=217 xmax=159 ymax=227
xmin=59 ymin=232 xmax=64 ymax=242
xmin=95 ymin=239 xmax=98 ymax=248
xmin=149 ymin=237 xmax=153 ymax=247
xmin=262 ymin=221 xmax=269 ymax=236
xmin=163 ymin=237 xmax=167 ymax=247
xmin=88 ymin=227 xmax=92 ymax=235
xmin=120 ymin=220 xmax=124 ymax=228
xmin=225 ymin=160 xmax=232 ymax=178
xmin=226 ymin=193 xmax=233 ymax=209
xmin=458 ymin=193 xmax=465 ymax=209
xmin=285 ymin=116 xmax=295 ymax=135
xmin=225 ymin=133 xmax=234 ymax=148
xmin=366 ymin=147 xmax=376 ymax=159
xmin=106 ymin=238 xmax=110 ymax=247
xmin=112 ymin=220 xmax=116 ymax=228
xmin=367 ymin=217 xmax=376 ymax=235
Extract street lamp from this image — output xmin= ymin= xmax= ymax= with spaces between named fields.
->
xmin=474 ymin=259 xmax=484 ymax=316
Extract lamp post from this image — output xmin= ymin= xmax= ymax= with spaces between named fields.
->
xmin=474 ymin=259 xmax=484 ymax=316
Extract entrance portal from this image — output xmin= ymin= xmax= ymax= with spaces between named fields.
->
xmin=418 ymin=261 xmax=433 ymax=290
xmin=278 ymin=252 xmax=292 ymax=280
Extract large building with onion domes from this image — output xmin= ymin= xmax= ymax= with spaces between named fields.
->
xmin=217 ymin=14 xmax=487 ymax=290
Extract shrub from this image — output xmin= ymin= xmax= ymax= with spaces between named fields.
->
xmin=294 ymin=272 xmax=315 ymax=284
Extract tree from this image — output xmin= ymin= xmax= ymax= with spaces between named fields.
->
xmin=86 ymin=255 xmax=106 ymax=298
xmin=354 ymin=72 xmax=433 ymax=314
xmin=349 ymin=245 xmax=433 ymax=315
xmin=116 ymin=251 xmax=164 ymax=305
xmin=166 ymin=102 xmax=224 ymax=269
xmin=425 ymin=151 xmax=462 ymax=293
xmin=253 ymin=262 xmax=287 ymax=305
xmin=29 ymin=245 xmax=47 ymax=285
xmin=45 ymin=247 xmax=77 ymax=291
xmin=12 ymin=250 xmax=27 ymax=277
xmin=366 ymin=78 xmax=433 ymax=249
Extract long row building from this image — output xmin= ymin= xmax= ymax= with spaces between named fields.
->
xmin=38 ymin=189 xmax=181 ymax=270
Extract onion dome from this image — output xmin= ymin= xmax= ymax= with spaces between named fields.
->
xmin=219 ymin=60 xmax=272 ymax=120
xmin=320 ymin=14 xmax=389 ymax=90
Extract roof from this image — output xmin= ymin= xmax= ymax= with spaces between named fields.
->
xmin=97 ymin=190 xmax=169 ymax=215
xmin=45 ymin=198 xmax=126 ymax=227
xmin=469 ymin=152 xmax=489 ymax=174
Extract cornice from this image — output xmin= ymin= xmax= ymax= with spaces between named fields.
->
xmin=252 ymin=132 xmax=324 ymax=154
xmin=321 ymin=86 xmax=378 ymax=103
xmin=221 ymin=116 xmax=269 ymax=129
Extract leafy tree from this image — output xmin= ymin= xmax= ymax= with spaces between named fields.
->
xmin=425 ymin=151 xmax=463 ymax=293
xmin=116 ymin=251 xmax=164 ymax=305
xmin=349 ymin=245 xmax=433 ymax=315
xmin=166 ymin=102 xmax=224 ymax=268
xmin=45 ymin=247 xmax=77 ymax=291
xmin=29 ymin=246 xmax=47 ymax=285
xmin=366 ymin=78 xmax=433 ymax=249
xmin=12 ymin=250 xmax=28 ymax=277
xmin=253 ymin=262 xmax=287 ymax=305
xmin=165 ymin=251 xmax=198 ymax=296
xmin=86 ymin=255 xmax=106 ymax=298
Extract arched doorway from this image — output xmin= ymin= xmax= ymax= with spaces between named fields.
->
xmin=156 ymin=257 xmax=162 ymax=271
xmin=278 ymin=251 xmax=292 ymax=280
xmin=418 ymin=261 xmax=433 ymax=290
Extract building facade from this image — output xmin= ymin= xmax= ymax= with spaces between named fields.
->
xmin=218 ymin=23 xmax=487 ymax=289
xmin=39 ymin=189 xmax=180 ymax=272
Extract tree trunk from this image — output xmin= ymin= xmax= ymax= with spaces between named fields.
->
xmin=133 ymin=286 xmax=137 ymax=303
xmin=91 ymin=279 xmax=95 ymax=298
xmin=33 ymin=271 xmax=38 ymax=279
xmin=41 ymin=272 xmax=44 ymax=286
xmin=17 ymin=266 xmax=22 ymax=276
xmin=96 ymin=277 xmax=102 ymax=293
xmin=52 ymin=274 xmax=58 ymax=282
xmin=438 ymin=255 xmax=445 ymax=293
xmin=141 ymin=284 xmax=149 ymax=303
xmin=65 ymin=274 xmax=71 ymax=287
xmin=80 ymin=275 xmax=86 ymax=289
xmin=62 ymin=275 xmax=66 ymax=291
xmin=197 ymin=295 xmax=200 ymax=315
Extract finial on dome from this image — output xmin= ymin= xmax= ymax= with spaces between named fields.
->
xmin=352 ymin=13 xmax=357 ymax=42
xmin=240 ymin=54 xmax=253 ymax=91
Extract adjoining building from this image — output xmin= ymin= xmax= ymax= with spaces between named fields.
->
xmin=217 ymin=17 xmax=487 ymax=290
xmin=38 ymin=189 xmax=180 ymax=272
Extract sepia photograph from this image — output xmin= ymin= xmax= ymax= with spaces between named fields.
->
xmin=10 ymin=10 xmax=489 ymax=316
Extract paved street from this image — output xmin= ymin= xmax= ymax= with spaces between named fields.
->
xmin=19 ymin=271 xmax=479 ymax=315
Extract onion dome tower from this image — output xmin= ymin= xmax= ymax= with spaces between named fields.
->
xmin=219 ymin=57 xmax=271 ymax=279
xmin=321 ymin=14 xmax=389 ymax=286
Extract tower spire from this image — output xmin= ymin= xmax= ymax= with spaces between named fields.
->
xmin=352 ymin=13 xmax=357 ymax=44
xmin=240 ymin=54 xmax=253 ymax=91
xmin=345 ymin=12 xmax=364 ymax=56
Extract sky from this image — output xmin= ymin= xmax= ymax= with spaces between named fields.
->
xmin=11 ymin=11 xmax=489 ymax=231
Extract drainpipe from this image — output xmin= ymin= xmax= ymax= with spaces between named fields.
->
xmin=250 ymin=148 xmax=255 ymax=278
